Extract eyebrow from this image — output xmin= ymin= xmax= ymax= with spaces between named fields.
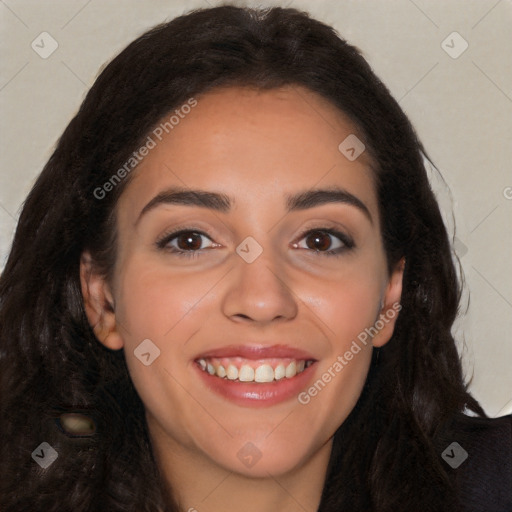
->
xmin=135 ymin=185 xmax=372 ymax=225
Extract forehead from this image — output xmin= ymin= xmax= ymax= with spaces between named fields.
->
xmin=117 ymin=85 xmax=378 ymax=221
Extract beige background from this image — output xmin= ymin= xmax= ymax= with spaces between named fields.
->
xmin=1 ymin=0 xmax=511 ymax=416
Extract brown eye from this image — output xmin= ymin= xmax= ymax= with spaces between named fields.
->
xmin=174 ymin=232 xmax=204 ymax=251
xmin=157 ymin=228 xmax=217 ymax=258
xmin=293 ymin=228 xmax=354 ymax=257
xmin=304 ymin=230 xmax=333 ymax=251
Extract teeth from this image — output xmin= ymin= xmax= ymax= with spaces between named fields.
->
xmin=274 ymin=364 xmax=285 ymax=380
xmin=255 ymin=364 xmax=274 ymax=383
xmin=239 ymin=365 xmax=255 ymax=382
xmin=285 ymin=361 xmax=297 ymax=378
xmin=227 ymin=364 xmax=238 ymax=380
xmin=197 ymin=357 xmax=314 ymax=382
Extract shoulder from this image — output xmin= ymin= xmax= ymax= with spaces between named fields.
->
xmin=436 ymin=412 xmax=512 ymax=512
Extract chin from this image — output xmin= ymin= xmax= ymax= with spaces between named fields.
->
xmin=204 ymin=434 xmax=319 ymax=479
xmin=228 ymin=451 xmax=309 ymax=479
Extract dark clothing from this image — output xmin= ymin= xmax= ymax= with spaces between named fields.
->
xmin=436 ymin=412 xmax=512 ymax=511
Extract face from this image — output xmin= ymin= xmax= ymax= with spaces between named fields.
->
xmin=81 ymin=85 xmax=403 ymax=479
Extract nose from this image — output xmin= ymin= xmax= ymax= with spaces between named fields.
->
xmin=221 ymin=243 xmax=298 ymax=325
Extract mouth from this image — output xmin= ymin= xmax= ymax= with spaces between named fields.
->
xmin=192 ymin=345 xmax=318 ymax=407
xmin=196 ymin=357 xmax=315 ymax=382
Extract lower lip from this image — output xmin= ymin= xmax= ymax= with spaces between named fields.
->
xmin=193 ymin=362 xmax=317 ymax=408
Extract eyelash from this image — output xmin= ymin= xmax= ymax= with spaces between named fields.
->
xmin=155 ymin=226 xmax=355 ymax=259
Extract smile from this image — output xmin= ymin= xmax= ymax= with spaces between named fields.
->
xmin=192 ymin=344 xmax=318 ymax=407
xmin=196 ymin=357 xmax=315 ymax=382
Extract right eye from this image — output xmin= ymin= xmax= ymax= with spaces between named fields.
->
xmin=156 ymin=228 xmax=218 ymax=258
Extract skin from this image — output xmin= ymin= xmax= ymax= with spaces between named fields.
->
xmin=81 ymin=85 xmax=404 ymax=512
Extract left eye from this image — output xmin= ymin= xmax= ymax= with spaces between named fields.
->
xmin=294 ymin=229 xmax=352 ymax=255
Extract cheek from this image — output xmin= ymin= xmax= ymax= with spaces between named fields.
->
xmin=111 ymin=257 xmax=212 ymax=401
xmin=114 ymin=256 xmax=214 ymax=342
xmin=298 ymin=284 xmax=376 ymax=440
xmin=304 ymin=265 xmax=383 ymax=345
xmin=287 ymin=263 xmax=383 ymax=427
xmin=111 ymin=260 xmax=212 ymax=439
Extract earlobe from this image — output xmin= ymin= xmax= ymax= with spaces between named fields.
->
xmin=79 ymin=251 xmax=124 ymax=350
xmin=372 ymin=257 xmax=405 ymax=348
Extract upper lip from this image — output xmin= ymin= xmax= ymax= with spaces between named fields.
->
xmin=194 ymin=344 xmax=317 ymax=361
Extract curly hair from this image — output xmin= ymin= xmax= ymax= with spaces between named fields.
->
xmin=0 ymin=5 xmax=486 ymax=511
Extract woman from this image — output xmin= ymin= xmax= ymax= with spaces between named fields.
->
xmin=0 ymin=5 xmax=510 ymax=512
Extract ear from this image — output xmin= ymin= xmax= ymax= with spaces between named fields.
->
xmin=80 ymin=251 xmax=124 ymax=350
xmin=372 ymin=257 xmax=405 ymax=348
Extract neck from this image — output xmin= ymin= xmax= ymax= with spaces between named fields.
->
xmin=148 ymin=419 xmax=332 ymax=512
